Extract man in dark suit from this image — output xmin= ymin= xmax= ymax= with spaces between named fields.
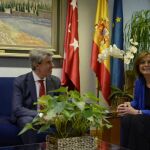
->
xmin=11 ymin=49 xmax=61 ymax=144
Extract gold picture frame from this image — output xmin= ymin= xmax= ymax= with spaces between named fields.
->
xmin=0 ymin=0 xmax=66 ymax=58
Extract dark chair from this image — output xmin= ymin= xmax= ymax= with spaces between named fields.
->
xmin=0 ymin=77 xmax=47 ymax=147
xmin=0 ymin=77 xmax=22 ymax=146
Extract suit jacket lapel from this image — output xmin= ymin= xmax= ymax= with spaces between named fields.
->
xmin=27 ymin=72 xmax=37 ymax=103
xmin=46 ymin=76 xmax=57 ymax=96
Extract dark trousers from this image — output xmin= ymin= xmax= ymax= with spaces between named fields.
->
xmin=17 ymin=116 xmax=56 ymax=144
xmin=120 ymin=114 xmax=150 ymax=150
xmin=17 ymin=116 xmax=38 ymax=144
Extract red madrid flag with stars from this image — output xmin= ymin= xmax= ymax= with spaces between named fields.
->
xmin=61 ymin=0 xmax=80 ymax=91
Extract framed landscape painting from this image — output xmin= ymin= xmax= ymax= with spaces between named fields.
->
xmin=0 ymin=0 xmax=65 ymax=57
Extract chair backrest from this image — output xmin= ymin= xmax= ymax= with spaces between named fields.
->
xmin=0 ymin=77 xmax=14 ymax=116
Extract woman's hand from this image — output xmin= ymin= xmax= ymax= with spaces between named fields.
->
xmin=117 ymin=102 xmax=138 ymax=116
xmin=117 ymin=103 xmax=127 ymax=116
xmin=124 ymin=102 xmax=131 ymax=107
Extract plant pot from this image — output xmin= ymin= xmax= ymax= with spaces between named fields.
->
xmin=124 ymin=70 xmax=136 ymax=94
xmin=46 ymin=135 xmax=97 ymax=150
xmin=111 ymin=96 xmax=131 ymax=111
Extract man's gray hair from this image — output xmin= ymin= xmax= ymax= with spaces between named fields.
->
xmin=29 ymin=49 xmax=54 ymax=70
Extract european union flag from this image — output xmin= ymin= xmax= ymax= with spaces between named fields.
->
xmin=111 ymin=0 xmax=124 ymax=89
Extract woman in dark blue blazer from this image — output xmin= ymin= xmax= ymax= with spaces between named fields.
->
xmin=117 ymin=51 xmax=150 ymax=150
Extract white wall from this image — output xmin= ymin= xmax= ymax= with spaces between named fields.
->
xmin=0 ymin=67 xmax=62 ymax=78
xmin=78 ymin=0 xmax=97 ymax=94
xmin=0 ymin=0 xmax=149 ymax=95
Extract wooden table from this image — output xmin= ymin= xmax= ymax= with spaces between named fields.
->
xmin=90 ymin=113 xmax=121 ymax=145
xmin=102 ymin=115 xmax=121 ymax=145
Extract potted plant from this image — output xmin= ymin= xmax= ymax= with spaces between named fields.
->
xmin=19 ymin=87 xmax=111 ymax=149
xmin=97 ymin=40 xmax=137 ymax=111
xmin=124 ymin=9 xmax=150 ymax=70
xmin=109 ymin=86 xmax=133 ymax=110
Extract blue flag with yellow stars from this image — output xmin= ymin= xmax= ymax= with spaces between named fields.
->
xmin=111 ymin=0 xmax=124 ymax=89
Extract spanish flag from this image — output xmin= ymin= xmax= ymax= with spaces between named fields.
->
xmin=91 ymin=0 xmax=110 ymax=102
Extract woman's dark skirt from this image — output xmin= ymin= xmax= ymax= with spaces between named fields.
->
xmin=120 ymin=114 xmax=150 ymax=150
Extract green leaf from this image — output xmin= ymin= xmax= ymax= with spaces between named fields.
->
xmin=45 ymin=109 xmax=57 ymax=120
xmin=63 ymin=110 xmax=76 ymax=119
xmin=18 ymin=123 xmax=34 ymax=135
xmin=87 ymin=116 xmax=94 ymax=122
xmin=54 ymin=102 xmax=66 ymax=114
xmin=84 ymin=92 xmax=100 ymax=102
xmin=49 ymin=86 xmax=68 ymax=93
xmin=69 ymin=90 xmax=80 ymax=100
xmin=32 ymin=115 xmax=40 ymax=123
xmin=46 ymin=102 xmax=65 ymax=120
xmin=105 ymin=124 xmax=112 ymax=129
xmin=38 ymin=124 xmax=50 ymax=133
xmin=73 ymin=101 xmax=85 ymax=111
xmin=82 ymin=109 xmax=93 ymax=118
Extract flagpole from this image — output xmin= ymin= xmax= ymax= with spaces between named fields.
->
xmin=96 ymin=76 xmax=110 ymax=107
xmin=96 ymin=78 xmax=100 ymax=98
